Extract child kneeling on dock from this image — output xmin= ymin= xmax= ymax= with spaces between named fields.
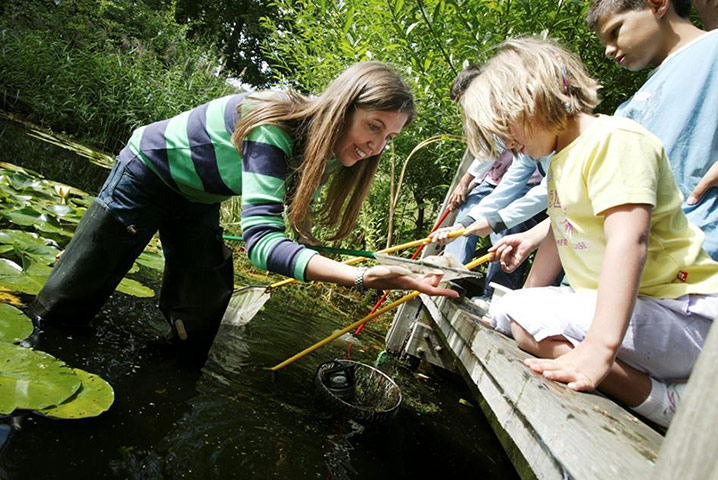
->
xmin=460 ymin=37 xmax=718 ymax=429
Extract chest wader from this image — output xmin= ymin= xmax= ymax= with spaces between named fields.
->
xmin=159 ymin=244 xmax=234 ymax=354
xmin=30 ymin=200 xmax=235 ymax=355
xmin=28 ymin=201 xmax=150 ymax=327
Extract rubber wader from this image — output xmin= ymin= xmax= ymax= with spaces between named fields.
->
xmin=28 ymin=201 xmax=148 ymax=326
xmin=159 ymin=245 xmax=233 ymax=351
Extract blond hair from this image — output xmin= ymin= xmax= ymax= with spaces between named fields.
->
xmin=233 ymin=62 xmax=414 ymax=240
xmin=460 ymin=37 xmax=599 ymax=161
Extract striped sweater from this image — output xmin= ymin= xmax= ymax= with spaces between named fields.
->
xmin=118 ymin=93 xmax=326 ymax=281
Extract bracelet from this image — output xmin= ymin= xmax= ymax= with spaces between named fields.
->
xmin=354 ymin=266 xmax=368 ymax=293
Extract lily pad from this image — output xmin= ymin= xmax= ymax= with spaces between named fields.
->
xmin=135 ymin=249 xmax=165 ymax=271
xmin=116 ymin=277 xmax=155 ymax=298
xmin=39 ymin=368 xmax=114 ymax=419
xmin=0 ymin=229 xmax=60 ymax=265
xmin=0 ymin=258 xmax=53 ymax=295
xmin=0 ymin=303 xmax=33 ymax=343
xmin=2 ymin=207 xmax=67 ymax=235
xmin=0 ymin=343 xmax=81 ymax=414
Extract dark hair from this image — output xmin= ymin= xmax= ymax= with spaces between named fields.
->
xmin=587 ymin=0 xmax=691 ymax=30
xmin=450 ymin=65 xmax=483 ymax=102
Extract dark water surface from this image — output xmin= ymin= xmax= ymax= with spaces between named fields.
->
xmin=0 ymin=118 xmax=518 ymax=479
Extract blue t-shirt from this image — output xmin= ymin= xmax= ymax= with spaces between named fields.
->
xmin=615 ymin=30 xmax=718 ymax=260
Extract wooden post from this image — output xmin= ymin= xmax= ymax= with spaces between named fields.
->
xmin=654 ymin=323 xmax=718 ymax=479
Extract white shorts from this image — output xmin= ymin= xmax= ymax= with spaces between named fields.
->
xmin=492 ymin=286 xmax=718 ymax=380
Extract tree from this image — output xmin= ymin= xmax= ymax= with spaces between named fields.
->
xmin=261 ymin=0 xmax=646 ymax=248
xmin=172 ymin=0 xmax=282 ymax=87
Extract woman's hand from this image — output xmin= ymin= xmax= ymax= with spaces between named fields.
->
xmin=429 ymin=223 xmax=464 ymax=245
xmin=524 ymin=341 xmax=614 ymax=391
xmin=363 ymin=265 xmax=459 ymax=298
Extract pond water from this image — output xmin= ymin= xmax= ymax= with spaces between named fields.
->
xmin=0 ymin=117 xmax=518 ymax=479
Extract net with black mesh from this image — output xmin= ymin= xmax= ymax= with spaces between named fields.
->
xmin=315 ymin=359 xmax=402 ymax=424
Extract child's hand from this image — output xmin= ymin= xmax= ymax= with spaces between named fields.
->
xmin=687 ymin=161 xmax=718 ymax=205
xmin=489 ymin=231 xmax=538 ymax=272
xmin=449 ymin=183 xmax=468 ymax=210
xmin=524 ymin=342 xmax=614 ymax=391
xmin=429 ymin=224 xmax=463 ymax=245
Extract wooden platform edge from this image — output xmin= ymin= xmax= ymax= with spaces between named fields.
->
xmin=417 ymin=293 xmax=663 ymax=480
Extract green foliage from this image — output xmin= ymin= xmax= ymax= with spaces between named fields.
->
xmin=0 ymin=343 xmax=81 ymax=414
xmin=0 ymin=0 xmax=237 ymax=152
xmin=0 ymin=162 xmax=158 ymax=297
xmin=171 ymin=0 xmax=283 ymax=87
xmin=262 ymin=0 xmax=647 ymax=248
xmin=39 ymin=368 xmax=115 ymax=419
xmin=0 ymin=303 xmax=33 ymax=343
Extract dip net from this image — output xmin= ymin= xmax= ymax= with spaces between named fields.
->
xmin=315 ymin=359 xmax=402 ymax=424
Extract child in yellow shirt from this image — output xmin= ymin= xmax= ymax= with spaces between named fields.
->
xmin=460 ymin=36 xmax=718 ymax=428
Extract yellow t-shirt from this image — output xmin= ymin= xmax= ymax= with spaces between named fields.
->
xmin=547 ymin=115 xmax=718 ymax=298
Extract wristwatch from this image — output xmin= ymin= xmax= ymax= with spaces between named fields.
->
xmin=354 ymin=266 xmax=368 ymax=293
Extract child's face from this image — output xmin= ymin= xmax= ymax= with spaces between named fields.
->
xmin=505 ymin=122 xmax=557 ymax=158
xmin=333 ymin=108 xmax=407 ymax=167
xmin=595 ymin=9 xmax=666 ymax=71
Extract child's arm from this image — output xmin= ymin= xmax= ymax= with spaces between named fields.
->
xmin=523 ymin=226 xmax=562 ymax=288
xmin=489 ymin=217 xmax=551 ymax=273
xmin=449 ymin=172 xmax=476 ymax=210
xmin=525 ymin=203 xmax=651 ymax=391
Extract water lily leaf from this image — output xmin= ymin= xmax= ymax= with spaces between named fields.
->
xmin=3 ymin=207 xmax=65 ymax=234
xmin=116 ymin=277 xmax=155 ymax=298
xmin=135 ymin=249 xmax=165 ymax=271
xmin=0 ymin=258 xmax=52 ymax=295
xmin=0 ymin=287 xmax=23 ymax=306
xmin=0 ymin=303 xmax=33 ymax=343
xmin=42 ymin=203 xmax=83 ymax=224
xmin=38 ymin=368 xmax=114 ymax=419
xmin=0 ymin=245 xmax=12 ymax=255
xmin=0 ymin=343 xmax=81 ymax=414
xmin=0 ymin=230 xmax=60 ymax=265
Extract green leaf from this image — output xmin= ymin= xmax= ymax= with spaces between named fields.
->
xmin=0 ymin=229 xmax=60 ymax=265
xmin=135 ymin=249 xmax=165 ymax=271
xmin=0 ymin=343 xmax=81 ymax=414
xmin=0 ymin=303 xmax=34 ymax=343
xmin=0 ymin=259 xmax=53 ymax=295
xmin=394 ymin=0 xmax=405 ymax=16
xmin=39 ymin=368 xmax=114 ymax=419
xmin=116 ymin=277 xmax=155 ymax=298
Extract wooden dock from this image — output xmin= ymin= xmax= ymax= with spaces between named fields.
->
xmin=387 ymin=290 xmax=663 ymax=479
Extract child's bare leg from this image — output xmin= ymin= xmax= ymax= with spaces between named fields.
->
xmin=510 ymin=320 xmax=651 ymax=406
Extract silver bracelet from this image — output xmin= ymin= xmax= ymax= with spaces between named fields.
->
xmin=354 ymin=266 xmax=368 ymax=293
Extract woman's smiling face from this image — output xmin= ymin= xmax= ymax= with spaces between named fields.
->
xmin=333 ymin=108 xmax=408 ymax=167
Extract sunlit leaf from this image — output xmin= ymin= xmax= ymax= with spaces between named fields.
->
xmin=0 ymin=303 xmax=33 ymax=343
xmin=116 ymin=277 xmax=155 ymax=298
xmin=0 ymin=258 xmax=52 ymax=295
xmin=0 ymin=229 xmax=60 ymax=265
xmin=39 ymin=368 xmax=114 ymax=419
xmin=0 ymin=343 xmax=81 ymax=414
xmin=135 ymin=249 xmax=165 ymax=271
xmin=0 ymin=287 xmax=23 ymax=306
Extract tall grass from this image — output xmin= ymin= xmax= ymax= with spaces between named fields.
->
xmin=0 ymin=2 xmax=237 ymax=153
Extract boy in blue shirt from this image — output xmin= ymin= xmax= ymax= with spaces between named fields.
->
xmin=587 ymin=0 xmax=718 ymax=260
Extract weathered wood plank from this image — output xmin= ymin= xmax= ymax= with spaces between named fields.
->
xmin=655 ymin=322 xmax=718 ymax=480
xmin=424 ymin=294 xmax=663 ymax=480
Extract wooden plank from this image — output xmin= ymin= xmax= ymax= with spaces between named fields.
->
xmin=428 ymin=295 xmax=663 ymax=480
xmin=654 ymin=322 xmax=718 ymax=480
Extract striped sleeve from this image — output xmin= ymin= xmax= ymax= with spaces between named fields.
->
xmin=239 ymin=124 xmax=317 ymax=281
